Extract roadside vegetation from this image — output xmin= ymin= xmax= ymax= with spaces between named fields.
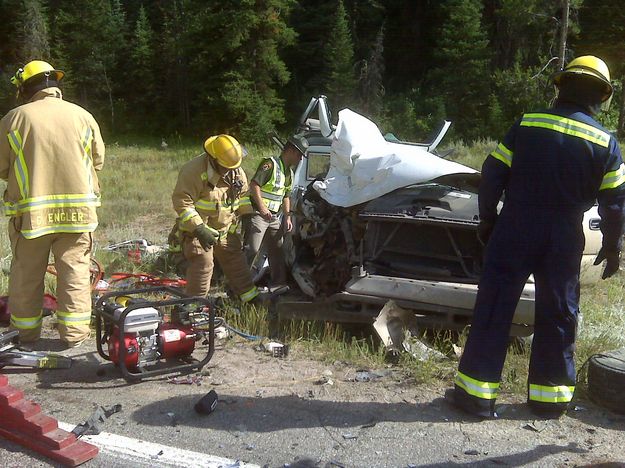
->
xmin=0 ymin=138 xmax=624 ymax=398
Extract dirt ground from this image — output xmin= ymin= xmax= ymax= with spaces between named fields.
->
xmin=2 ymin=317 xmax=625 ymax=467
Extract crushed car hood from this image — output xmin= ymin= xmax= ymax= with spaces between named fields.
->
xmin=312 ymin=109 xmax=477 ymax=207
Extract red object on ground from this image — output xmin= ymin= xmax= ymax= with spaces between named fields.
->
xmin=0 ymin=373 xmax=99 ymax=466
xmin=0 ymin=294 xmax=58 ymax=326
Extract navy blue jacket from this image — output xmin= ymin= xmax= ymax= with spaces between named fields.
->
xmin=480 ymin=103 xmax=625 ymax=250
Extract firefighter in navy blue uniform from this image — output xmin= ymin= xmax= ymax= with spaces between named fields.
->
xmin=452 ymin=56 xmax=625 ymax=419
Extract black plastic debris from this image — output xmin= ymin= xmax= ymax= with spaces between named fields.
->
xmin=195 ymin=389 xmax=218 ymax=415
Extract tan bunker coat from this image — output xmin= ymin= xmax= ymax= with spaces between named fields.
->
xmin=171 ymin=153 xmax=257 ymax=301
xmin=0 ymin=87 xmax=104 ymax=344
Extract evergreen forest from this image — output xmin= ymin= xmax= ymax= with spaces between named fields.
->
xmin=1 ymin=0 xmax=624 ymax=144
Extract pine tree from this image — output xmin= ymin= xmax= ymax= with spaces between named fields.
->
xmin=432 ymin=0 xmax=491 ymax=140
xmin=19 ymin=0 xmax=50 ymax=61
xmin=324 ymin=0 xmax=357 ymax=111
xmin=203 ymin=0 xmax=297 ymax=142
xmin=128 ymin=5 xmax=155 ymax=127
xmin=51 ymin=0 xmax=126 ymax=131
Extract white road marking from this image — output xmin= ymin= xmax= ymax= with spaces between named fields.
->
xmin=58 ymin=422 xmax=260 ymax=468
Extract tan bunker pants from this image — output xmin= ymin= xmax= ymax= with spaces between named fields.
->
xmin=183 ymin=232 xmax=258 ymax=302
xmin=8 ymin=221 xmax=92 ymax=344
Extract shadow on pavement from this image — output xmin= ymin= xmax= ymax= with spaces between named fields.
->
xmin=130 ymin=391 xmax=572 ymax=431
xmin=418 ymin=442 xmax=589 ymax=467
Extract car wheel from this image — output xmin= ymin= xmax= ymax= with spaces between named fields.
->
xmin=587 ymin=348 xmax=625 ymax=414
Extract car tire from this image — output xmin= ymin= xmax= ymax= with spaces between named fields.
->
xmin=587 ymin=348 xmax=625 ymax=414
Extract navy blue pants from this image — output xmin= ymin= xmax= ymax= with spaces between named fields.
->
xmin=455 ymin=205 xmax=582 ymax=415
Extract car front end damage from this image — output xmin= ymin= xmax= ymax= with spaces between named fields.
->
xmin=274 ymin=96 xmax=602 ymax=336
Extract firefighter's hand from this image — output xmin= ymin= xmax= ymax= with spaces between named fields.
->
xmin=194 ymin=224 xmax=217 ymax=251
xmin=285 ymin=213 xmax=293 ymax=233
xmin=477 ymin=220 xmax=495 ymax=246
xmin=593 ymin=247 xmax=621 ymax=280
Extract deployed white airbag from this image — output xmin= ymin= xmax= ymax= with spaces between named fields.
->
xmin=312 ymin=109 xmax=476 ymax=207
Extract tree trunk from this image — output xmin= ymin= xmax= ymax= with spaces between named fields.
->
xmin=103 ymin=67 xmax=114 ymax=132
xmin=558 ymin=0 xmax=569 ymax=69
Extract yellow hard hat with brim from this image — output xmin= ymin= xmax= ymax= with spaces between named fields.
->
xmin=10 ymin=60 xmax=65 ymax=87
xmin=204 ymin=134 xmax=245 ymax=169
xmin=552 ymin=55 xmax=613 ymax=102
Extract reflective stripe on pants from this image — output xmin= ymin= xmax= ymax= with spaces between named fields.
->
xmin=8 ymin=221 xmax=93 ymax=344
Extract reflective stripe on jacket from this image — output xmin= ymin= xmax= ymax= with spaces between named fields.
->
xmin=249 ymin=156 xmax=293 ymax=213
xmin=480 ymin=104 xmax=625 ymax=222
xmin=0 ymin=88 xmax=105 ymax=239
xmin=172 ymin=153 xmax=252 ymax=234
xmin=261 ymin=156 xmax=288 ymax=212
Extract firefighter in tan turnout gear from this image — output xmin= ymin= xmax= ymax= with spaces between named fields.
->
xmin=0 ymin=60 xmax=105 ymax=348
xmin=170 ymin=134 xmax=259 ymax=302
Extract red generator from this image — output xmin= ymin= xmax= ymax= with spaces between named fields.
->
xmin=95 ymin=287 xmax=214 ymax=382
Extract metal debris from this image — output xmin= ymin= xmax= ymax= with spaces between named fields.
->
xmin=72 ymin=404 xmax=122 ymax=437
xmin=167 ymin=375 xmax=203 ymax=385
xmin=523 ymin=420 xmax=549 ymax=433
xmin=263 ymin=341 xmax=289 ymax=358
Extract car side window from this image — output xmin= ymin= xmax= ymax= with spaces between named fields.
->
xmin=307 ymin=152 xmax=331 ymax=180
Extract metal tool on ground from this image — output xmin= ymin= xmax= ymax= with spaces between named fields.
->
xmin=0 ymin=331 xmax=72 ymax=369
xmin=72 ymin=404 xmax=122 ymax=437
xmin=94 ymin=286 xmax=214 ymax=382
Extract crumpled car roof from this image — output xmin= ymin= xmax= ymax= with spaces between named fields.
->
xmin=312 ymin=109 xmax=477 ymax=207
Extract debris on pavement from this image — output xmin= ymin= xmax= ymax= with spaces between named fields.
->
xmin=373 ymin=300 xmax=447 ymax=361
xmin=464 ymin=449 xmax=480 ymax=456
xmin=72 ymin=404 xmax=122 ymax=437
xmin=373 ymin=300 xmax=416 ymax=355
xmin=166 ymin=412 xmax=179 ymax=427
xmin=523 ymin=420 xmax=549 ymax=433
xmin=402 ymin=333 xmax=446 ymax=362
xmin=167 ymin=375 xmax=203 ymax=385
xmin=194 ymin=389 xmax=218 ymax=415
xmin=315 ymin=369 xmax=334 ymax=386
xmin=215 ymin=326 xmax=231 ymax=339
xmin=352 ymin=370 xmax=388 ymax=382
xmin=263 ymin=341 xmax=289 ymax=358
xmin=341 ymin=433 xmax=358 ymax=440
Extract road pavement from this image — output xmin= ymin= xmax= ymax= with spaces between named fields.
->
xmin=1 ymin=327 xmax=625 ymax=467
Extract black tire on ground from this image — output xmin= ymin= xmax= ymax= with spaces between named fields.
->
xmin=587 ymin=348 xmax=625 ymax=414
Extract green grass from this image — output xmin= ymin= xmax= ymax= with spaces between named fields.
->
xmin=1 ymin=139 xmax=624 ymax=395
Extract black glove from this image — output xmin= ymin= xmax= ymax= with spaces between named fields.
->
xmin=194 ymin=224 xmax=218 ymax=251
xmin=593 ymin=247 xmax=621 ymax=280
xmin=477 ymin=220 xmax=496 ymax=246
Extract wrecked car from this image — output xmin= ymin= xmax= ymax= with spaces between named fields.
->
xmin=272 ymin=96 xmax=603 ymax=336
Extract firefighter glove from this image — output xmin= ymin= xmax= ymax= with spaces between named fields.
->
xmin=593 ymin=247 xmax=621 ymax=280
xmin=477 ymin=220 xmax=496 ymax=246
xmin=194 ymin=224 xmax=218 ymax=251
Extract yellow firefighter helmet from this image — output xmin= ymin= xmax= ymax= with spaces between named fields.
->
xmin=10 ymin=60 xmax=65 ymax=87
xmin=552 ymin=55 xmax=613 ymax=102
xmin=204 ymin=134 xmax=245 ymax=169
